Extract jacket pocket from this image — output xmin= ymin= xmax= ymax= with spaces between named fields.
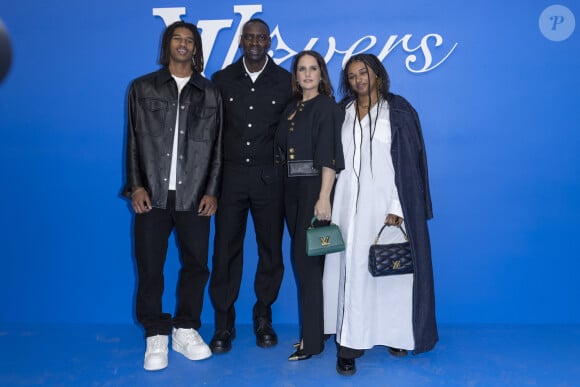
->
xmin=136 ymin=98 xmax=167 ymax=136
xmin=188 ymin=106 xmax=217 ymax=141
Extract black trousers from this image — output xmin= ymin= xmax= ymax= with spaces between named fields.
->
xmin=209 ymin=165 xmax=285 ymax=331
xmin=338 ymin=345 xmax=365 ymax=359
xmin=284 ymin=174 xmax=325 ymax=355
xmin=134 ymin=191 xmax=210 ymax=337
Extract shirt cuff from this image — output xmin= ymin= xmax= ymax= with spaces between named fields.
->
xmin=387 ymin=197 xmax=404 ymax=218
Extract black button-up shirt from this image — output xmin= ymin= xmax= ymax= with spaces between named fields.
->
xmin=211 ymin=57 xmax=292 ymax=167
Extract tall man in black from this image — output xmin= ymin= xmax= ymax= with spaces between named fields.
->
xmin=123 ymin=21 xmax=223 ymax=370
xmin=209 ymin=18 xmax=292 ymax=353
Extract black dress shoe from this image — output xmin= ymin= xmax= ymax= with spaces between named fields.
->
xmin=288 ymin=349 xmax=312 ymax=361
xmin=254 ymin=318 xmax=278 ymax=348
xmin=209 ymin=328 xmax=235 ymax=354
xmin=336 ymin=357 xmax=356 ymax=376
xmin=387 ymin=347 xmax=408 ymax=357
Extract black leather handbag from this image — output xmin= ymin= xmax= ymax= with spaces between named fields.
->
xmin=368 ymin=224 xmax=413 ymax=277
xmin=287 ymin=160 xmax=319 ymax=177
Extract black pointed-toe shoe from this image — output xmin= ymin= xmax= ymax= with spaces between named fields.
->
xmin=336 ymin=356 xmax=356 ymax=376
xmin=288 ymin=349 xmax=312 ymax=361
xmin=387 ymin=347 xmax=408 ymax=357
xmin=254 ymin=318 xmax=278 ymax=348
xmin=209 ymin=328 xmax=235 ymax=354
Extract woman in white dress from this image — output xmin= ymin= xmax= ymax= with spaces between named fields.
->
xmin=323 ymin=54 xmax=437 ymax=376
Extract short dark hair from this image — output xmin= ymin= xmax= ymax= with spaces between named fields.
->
xmin=242 ymin=18 xmax=271 ymax=35
xmin=159 ymin=21 xmax=204 ymax=73
xmin=291 ymin=50 xmax=334 ymax=98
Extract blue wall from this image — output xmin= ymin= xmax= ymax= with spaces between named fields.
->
xmin=0 ymin=1 xmax=578 ymax=326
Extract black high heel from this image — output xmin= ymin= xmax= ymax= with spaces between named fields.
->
xmin=288 ymin=349 xmax=311 ymax=361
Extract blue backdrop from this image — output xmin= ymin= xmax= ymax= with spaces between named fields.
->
xmin=0 ymin=1 xmax=578 ymax=326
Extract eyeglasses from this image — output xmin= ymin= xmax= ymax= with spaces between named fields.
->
xmin=241 ymin=34 xmax=269 ymax=43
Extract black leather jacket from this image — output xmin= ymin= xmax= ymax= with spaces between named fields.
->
xmin=122 ymin=68 xmax=223 ymax=211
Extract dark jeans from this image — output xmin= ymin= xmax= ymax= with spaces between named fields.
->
xmin=134 ymin=190 xmax=210 ymax=337
xmin=209 ymin=165 xmax=285 ymax=331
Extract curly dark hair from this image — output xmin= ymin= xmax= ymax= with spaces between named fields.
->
xmin=159 ymin=21 xmax=204 ymax=73
xmin=291 ymin=50 xmax=334 ymax=99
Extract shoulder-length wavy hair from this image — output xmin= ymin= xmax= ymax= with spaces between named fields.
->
xmin=291 ymin=50 xmax=334 ymax=99
xmin=339 ymin=53 xmax=390 ymax=103
xmin=159 ymin=21 xmax=204 ymax=74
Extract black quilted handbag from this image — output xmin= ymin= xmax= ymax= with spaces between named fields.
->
xmin=368 ymin=224 xmax=413 ymax=277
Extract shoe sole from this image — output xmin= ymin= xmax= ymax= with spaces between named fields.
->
xmin=387 ymin=348 xmax=408 ymax=357
xmin=172 ymin=342 xmax=212 ymax=361
xmin=144 ymin=358 xmax=168 ymax=371
xmin=256 ymin=339 xmax=278 ymax=348
xmin=256 ymin=341 xmax=278 ymax=348
xmin=144 ymin=363 xmax=167 ymax=371
xmin=336 ymin=364 xmax=356 ymax=376
xmin=210 ymin=344 xmax=232 ymax=354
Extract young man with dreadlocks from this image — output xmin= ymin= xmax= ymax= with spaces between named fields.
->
xmin=122 ymin=21 xmax=223 ymax=371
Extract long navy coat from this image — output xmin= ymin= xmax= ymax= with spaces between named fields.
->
xmin=388 ymin=92 xmax=438 ymax=354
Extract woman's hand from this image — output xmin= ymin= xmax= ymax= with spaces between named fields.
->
xmin=385 ymin=213 xmax=403 ymax=226
xmin=314 ymin=197 xmax=332 ymax=221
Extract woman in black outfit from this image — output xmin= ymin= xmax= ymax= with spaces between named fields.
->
xmin=275 ymin=50 xmax=345 ymax=361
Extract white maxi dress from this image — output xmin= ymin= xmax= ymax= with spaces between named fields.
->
xmin=323 ymin=101 xmax=415 ymax=351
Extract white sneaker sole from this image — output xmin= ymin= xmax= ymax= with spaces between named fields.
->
xmin=172 ymin=341 xmax=212 ymax=361
xmin=144 ymin=356 xmax=168 ymax=371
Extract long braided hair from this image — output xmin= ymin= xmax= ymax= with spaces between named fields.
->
xmin=339 ymin=54 xmax=391 ymax=209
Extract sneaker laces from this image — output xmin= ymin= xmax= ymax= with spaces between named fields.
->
xmin=148 ymin=336 xmax=167 ymax=352
xmin=178 ymin=329 xmax=202 ymax=345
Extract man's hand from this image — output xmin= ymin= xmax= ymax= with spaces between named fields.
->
xmin=197 ymin=195 xmax=218 ymax=216
xmin=131 ymin=187 xmax=152 ymax=214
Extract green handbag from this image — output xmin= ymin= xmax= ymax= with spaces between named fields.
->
xmin=306 ymin=217 xmax=345 ymax=256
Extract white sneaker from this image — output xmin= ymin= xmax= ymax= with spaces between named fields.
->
xmin=144 ymin=335 xmax=168 ymax=371
xmin=172 ymin=328 xmax=212 ymax=361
